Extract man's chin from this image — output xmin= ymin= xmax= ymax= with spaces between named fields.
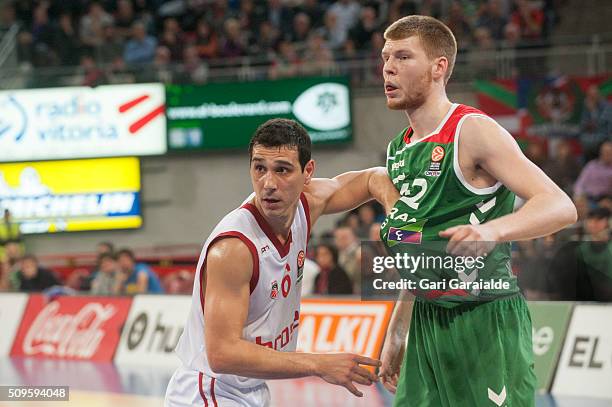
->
xmin=386 ymin=98 xmax=406 ymax=110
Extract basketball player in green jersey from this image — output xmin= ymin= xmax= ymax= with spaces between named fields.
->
xmin=376 ymin=16 xmax=577 ymax=406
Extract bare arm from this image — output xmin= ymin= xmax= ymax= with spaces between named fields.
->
xmin=204 ymin=238 xmax=379 ymax=396
xmin=378 ymin=289 xmax=413 ymax=393
xmin=304 ymin=167 xmax=400 ymax=226
xmin=440 ymin=116 xmax=577 ymax=245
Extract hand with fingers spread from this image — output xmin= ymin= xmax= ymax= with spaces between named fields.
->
xmin=438 ymin=224 xmax=498 ymax=258
xmin=313 ymin=353 xmax=381 ymax=397
xmin=378 ymin=332 xmax=405 ymax=394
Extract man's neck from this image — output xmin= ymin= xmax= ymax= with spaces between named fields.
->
xmin=253 ymin=199 xmax=295 ymax=244
xmin=405 ymin=96 xmax=453 ymax=141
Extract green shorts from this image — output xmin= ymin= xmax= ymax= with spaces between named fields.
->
xmin=393 ymin=295 xmax=536 ymax=407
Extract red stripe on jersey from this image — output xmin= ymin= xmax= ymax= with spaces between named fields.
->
xmin=299 ymin=192 xmax=311 ymax=243
xmin=198 ymin=372 xmax=208 ymax=407
xmin=210 ymin=378 xmax=218 ymax=407
xmin=422 ymin=288 xmax=469 ymax=299
xmin=242 ymin=203 xmax=292 ymax=258
xmin=198 ymin=231 xmax=261 ymax=317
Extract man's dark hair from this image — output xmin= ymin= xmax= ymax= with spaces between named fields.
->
xmin=248 ymin=118 xmax=312 ymax=171
xmin=117 ymin=248 xmax=136 ymax=261
xmin=97 ymin=252 xmax=116 ymax=264
xmin=21 ymin=254 xmax=38 ymax=264
xmin=317 ymin=243 xmax=339 ymax=265
xmin=588 ymin=207 xmax=610 ymax=220
xmin=98 ymin=241 xmax=114 ymax=252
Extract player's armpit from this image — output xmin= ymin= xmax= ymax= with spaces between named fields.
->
xmin=457 ymin=116 xmax=577 ymax=241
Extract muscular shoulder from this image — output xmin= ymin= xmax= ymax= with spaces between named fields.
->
xmin=458 ymin=114 xmax=514 ymax=164
xmin=206 ymin=237 xmax=254 ymax=285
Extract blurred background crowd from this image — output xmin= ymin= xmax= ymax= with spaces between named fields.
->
xmin=0 ymin=0 xmax=577 ymax=87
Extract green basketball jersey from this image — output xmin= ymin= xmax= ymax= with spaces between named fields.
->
xmin=380 ymin=104 xmax=520 ymax=307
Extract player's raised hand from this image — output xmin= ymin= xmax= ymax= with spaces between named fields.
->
xmin=379 ymin=332 xmax=405 ymax=394
xmin=313 ymin=353 xmax=380 ymax=397
xmin=438 ymin=224 xmax=498 ymax=257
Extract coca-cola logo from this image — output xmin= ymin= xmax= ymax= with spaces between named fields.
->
xmin=23 ymin=301 xmax=116 ymax=358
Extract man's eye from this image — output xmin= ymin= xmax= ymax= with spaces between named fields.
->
xmin=277 ymin=167 xmax=288 ymax=173
xmin=255 ymin=165 xmax=265 ymax=172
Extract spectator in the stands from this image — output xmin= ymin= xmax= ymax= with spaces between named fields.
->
xmin=80 ymin=1 xmax=114 ymax=50
xmin=264 ymin=0 xmax=293 ymax=35
xmin=180 ymin=44 xmax=209 ymax=83
xmin=159 ymin=17 xmax=184 ymax=62
xmin=318 ymin=10 xmax=347 ymax=51
xmin=469 ymin=26 xmax=497 ymax=78
xmin=268 ymin=40 xmax=300 ymax=79
xmin=31 ymin=4 xmax=56 ymax=66
xmin=356 ymin=203 xmax=376 ymax=239
xmin=123 ymin=20 xmax=157 ymax=65
xmin=114 ymin=0 xmax=136 ymax=40
xmin=0 ymin=2 xmax=17 ymax=31
xmin=54 ymin=13 xmax=81 ymax=66
xmin=574 ymin=141 xmax=612 ymax=204
xmin=476 ymin=0 xmax=508 ymax=41
xmin=298 ymin=0 xmax=325 ymax=29
xmin=193 ymin=18 xmax=218 ymax=60
xmin=349 ymin=6 xmax=379 ymax=50
xmin=90 ymin=253 xmax=122 ymax=295
xmin=580 ymin=84 xmax=612 ymax=161
xmin=334 ymin=225 xmax=361 ymax=291
xmin=511 ymin=0 xmax=544 ymax=41
xmin=314 ymin=243 xmax=353 ymax=295
xmin=75 ymin=54 xmax=106 ymax=86
xmin=152 ymin=45 xmax=174 ymax=83
xmin=287 ymin=12 xmax=311 ymax=52
xmin=116 ymin=248 xmax=164 ymax=294
xmin=542 ymin=140 xmax=581 ymax=195
xmin=301 ymin=31 xmax=336 ymax=74
xmin=328 ymin=0 xmax=361 ymax=36
xmin=96 ymin=23 xmax=123 ymax=64
xmin=0 ymin=209 xmax=21 ymax=249
xmin=254 ymin=20 xmax=281 ymax=57
xmin=219 ymin=18 xmax=248 ymax=58
xmin=445 ymin=1 xmax=472 ymax=52
xmin=10 ymin=254 xmax=59 ymax=292
xmin=97 ymin=241 xmax=115 ymax=256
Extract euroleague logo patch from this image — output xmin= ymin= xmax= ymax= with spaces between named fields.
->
xmin=431 ymin=146 xmax=445 ymax=162
xmin=297 ymin=250 xmax=305 ymax=283
xmin=270 ymin=280 xmax=279 ymax=299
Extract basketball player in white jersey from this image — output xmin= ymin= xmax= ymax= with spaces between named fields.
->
xmin=165 ymin=118 xmax=399 ymax=407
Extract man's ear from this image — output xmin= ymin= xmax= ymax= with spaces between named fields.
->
xmin=432 ymin=56 xmax=448 ymax=82
xmin=303 ymin=159 xmax=315 ymax=185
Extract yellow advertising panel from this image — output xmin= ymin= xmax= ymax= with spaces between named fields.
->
xmin=0 ymin=157 xmax=142 ymax=234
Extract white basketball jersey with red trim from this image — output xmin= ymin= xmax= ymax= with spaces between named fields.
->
xmin=175 ymin=193 xmax=311 ymax=389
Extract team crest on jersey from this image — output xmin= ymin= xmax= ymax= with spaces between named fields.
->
xmin=270 ymin=280 xmax=279 ymax=299
xmin=296 ymin=250 xmax=305 ymax=283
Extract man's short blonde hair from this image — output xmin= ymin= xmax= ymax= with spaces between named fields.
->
xmin=384 ymin=15 xmax=457 ymax=84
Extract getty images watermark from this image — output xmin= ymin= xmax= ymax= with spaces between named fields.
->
xmin=360 ymin=241 xmax=515 ymax=301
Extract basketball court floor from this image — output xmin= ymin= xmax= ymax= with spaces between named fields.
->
xmin=0 ymin=357 xmax=609 ymax=406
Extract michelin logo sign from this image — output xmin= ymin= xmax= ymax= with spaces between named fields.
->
xmin=0 ymin=158 xmax=142 ymax=234
xmin=0 ymin=84 xmax=166 ymax=162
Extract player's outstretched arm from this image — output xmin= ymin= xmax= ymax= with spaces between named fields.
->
xmin=379 ymin=289 xmax=413 ymax=394
xmin=203 ymin=238 xmax=380 ymax=397
xmin=440 ymin=116 xmax=577 ymax=247
xmin=304 ymin=167 xmax=400 ymax=226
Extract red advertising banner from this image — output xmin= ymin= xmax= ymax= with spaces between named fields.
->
xmin=10 ymin=295 xmax=132 ymax=362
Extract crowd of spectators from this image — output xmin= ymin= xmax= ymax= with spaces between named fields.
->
xmin=0 ymin=0 xmax=561 ymax=86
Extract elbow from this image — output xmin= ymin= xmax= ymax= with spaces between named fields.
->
xmin=560 ymin=194 xmax=578 ymax=227
xmin=206 ymin=345 xmax=233 ymax=374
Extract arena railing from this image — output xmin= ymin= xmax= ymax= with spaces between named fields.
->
xmin=0 ymin=35 xmax=610 ymax=90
